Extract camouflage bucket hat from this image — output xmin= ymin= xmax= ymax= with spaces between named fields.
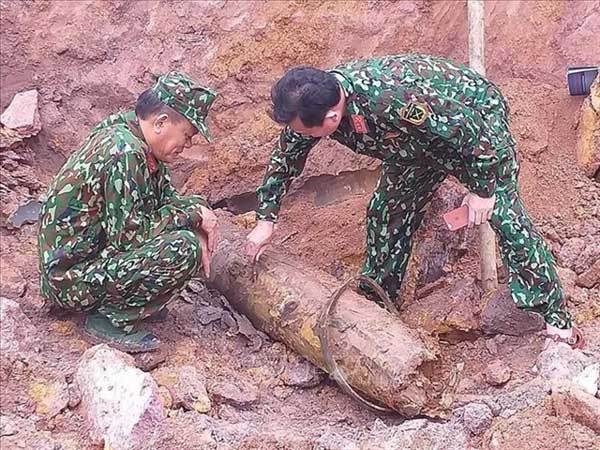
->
xmin=151 ymin=71 xmax=217 ymax=141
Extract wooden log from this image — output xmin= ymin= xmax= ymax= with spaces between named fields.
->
xmin=209 ymin=217 xmax=453 ymax=417
xmin=468 ymin=0 xmax=499 ymax=292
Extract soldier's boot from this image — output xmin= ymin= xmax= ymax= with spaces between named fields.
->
xmin=83 ymin=312 xmax=161 ymax=353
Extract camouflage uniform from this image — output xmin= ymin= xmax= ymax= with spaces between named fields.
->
xmin=256 ymin=55 xmax=571 ymax=329
xmin=38 ymin=72 xmax=217 ymax=332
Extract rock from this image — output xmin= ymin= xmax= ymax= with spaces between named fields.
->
xmin=0 ymin=90 xmax=41 ymax=138
xmin=559 ymin=238 xmax=600 ymax=275
xmin=315 ymin=432 xmax=359 ymax=450
xmin=0 ymin=415 xmax=17 ymax=437
xmin=0 ymin=264 xmax=26 ymax=298
xmin=551 ymin=384 xmax=600 ymax=434
xmin=537 ymin=341 xmax=595 ymax=385
xmin=557 ymin=266 xmax=577 ymax=301
xmin=67 ymin=381 xmax=82 ymax=409
xmin=484 ymin=338 xmax=499 ymax=356
xmin=558 ymin=238 xmax=586 ymax=272
xmin=0 ymin=125 xmax=24 ymax=149
xmin=462 ymin=402 xmax=493 ymax=436
xmin=283 ymin=357 xmax=326 ymax=388
xmin=211 ymin=381 xmax=258 ymax=408
xmin=576 ymin=74 xmax=600 ymax=180
xmin=75 ymin=344 xmax=165 ymax=450
xmin=401 ymin=277 xmax=482 ymax=341
xmin=494 ymin=379 xmax=551 ymax=418
xmin=133 ymin=349 xmax=167 ymax=372
xmin=572 ymin=363 xmax=599 ymax=397
xmin=0 ymin=297 xmax=37 ymax=380
xmin=153 ymin=365 xmax=211 ymax=413
xmin=480 ymin=285 xmax=545 ymax=336
xmin=576 ymin=258 xmax=600 ymax=288
xmin=361 ymin=417 xmax=468 ymax=450
xmin=28 ymin=378 xmax=70 ymax=418
xmin=484 ymin=360 xmax=512 ymax=387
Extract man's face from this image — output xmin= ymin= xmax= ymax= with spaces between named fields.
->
xmin=149 ymin=114 xmax=198 ymax=163
xmin=289 ymin=111 xmax=342 ymax=138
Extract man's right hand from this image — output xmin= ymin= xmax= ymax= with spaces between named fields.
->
xmin=245 ymin=220 xmax=275 ymax=262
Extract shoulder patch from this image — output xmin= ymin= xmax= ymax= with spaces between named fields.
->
xmin=399 ymin=102 xmax=431 ymax=126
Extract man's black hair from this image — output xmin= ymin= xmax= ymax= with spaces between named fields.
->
xmin=135 ymin=89 xmax=184 ymax=122
xmin=271 ymin=67 xmax=341 ymax=127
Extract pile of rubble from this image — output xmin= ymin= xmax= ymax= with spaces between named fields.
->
xmin=0 ymin=89 xmax=44 ymax=227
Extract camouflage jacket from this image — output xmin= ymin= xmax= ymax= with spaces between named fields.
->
xmin=256 ymin=55 xmax=515 ymax=222
xmin=38 ymin=111 xmax=208 ymax=292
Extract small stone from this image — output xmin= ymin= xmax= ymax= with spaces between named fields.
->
xmin=75 ymin=344 xmax=165 ymax=450
xmin=157 ymin=385 xmax=173 ymax=411
xmin=576 ymin=259 xmax=600 ymax=288
xmin=134 ymin=349 xmax=167 ymax=372
xmin=0 ymin=415 xmax=17 ymax=437
xmin=499 ymin=408 xmax=517 ymax=419
xmin=484 ymin=360 xmax=512 ymax=387
xmin=153 ymin=365 xmax=211 ymax=414
xmin=462 ymin=402 xmax=493 ymax=436
xmin=0 ymin=90 xmax=41 ymax=138
xmin=283 ymin=357 xmax=326 ymax=388
xmin=481 ymin=286 xmax=544 ymax=336
xmin=67 ymin=381 xmax=81 ymax=409
xmin=552 ymin=384 xmax=600 ymax=434
xmin=484 ymin=339 xmax=498 ymax=356
xmin=210 ymin=381 xmax=258 ymax=408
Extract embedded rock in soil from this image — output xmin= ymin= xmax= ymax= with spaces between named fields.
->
xmin=153 ymin=365 xmax=211 ymax=413
xmin=484 ymin=360 xmax=512 ymax=387
xmin=401 ymin=277 xmax=482 ymax=341
xmin=210 ymin=381 xmax=258 ymax=408
xmin=551 ymin=384 xmax=600 ymax=434
xmin=462 ymin=402 xmax=493 ymax=436
xmin=480 ymin=285 xmax=545 ymax=336
xmin=75 ymin=344 xmax=165 ymax=450
xmin=0 ymin=90 xmax=41 ymax=138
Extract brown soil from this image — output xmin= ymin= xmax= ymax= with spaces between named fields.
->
xmin=1 ymin=1 xmax=599 ymax=449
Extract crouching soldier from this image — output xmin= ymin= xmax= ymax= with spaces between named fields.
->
xmin=38 ymin=72 xmax=218 ymax=352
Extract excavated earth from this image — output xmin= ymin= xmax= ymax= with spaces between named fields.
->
xmin=1 ymin=1 xmax=599 ymax=449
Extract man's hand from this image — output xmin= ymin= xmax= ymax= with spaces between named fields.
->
xmin=462 ymin=193 xmax=496 ymax=227
xmin=199 ymin=205 xmax=219 ymax=256
xmin=196 ymin=231 xmax=211 ymax=278
xmin=245 ymin=220 xmax=275 ymax=262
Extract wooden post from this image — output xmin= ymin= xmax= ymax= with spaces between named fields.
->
xmin=468 ymin=0 xmax=498 ymax=291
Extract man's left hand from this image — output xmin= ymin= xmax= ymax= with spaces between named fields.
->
xmin=199 ymin=205 xmax=219 ymax=256
xmin=462 ymin=193 xmax=496 ymax=227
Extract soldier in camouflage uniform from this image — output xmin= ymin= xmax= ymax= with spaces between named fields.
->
xmin=38 ymin=72 xmax=218 ymax=352
xmin=246 ymin=55 xmax=583 ymax=349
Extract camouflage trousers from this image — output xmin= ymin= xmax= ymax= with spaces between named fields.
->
xmin=42 ymin=230 xmax=201 ymax=331
xmin=361 ymin=146 xmax=572 ymax=329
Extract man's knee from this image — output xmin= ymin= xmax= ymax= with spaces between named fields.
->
xmin=168 ymin=230 xmax=201 ymax=272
